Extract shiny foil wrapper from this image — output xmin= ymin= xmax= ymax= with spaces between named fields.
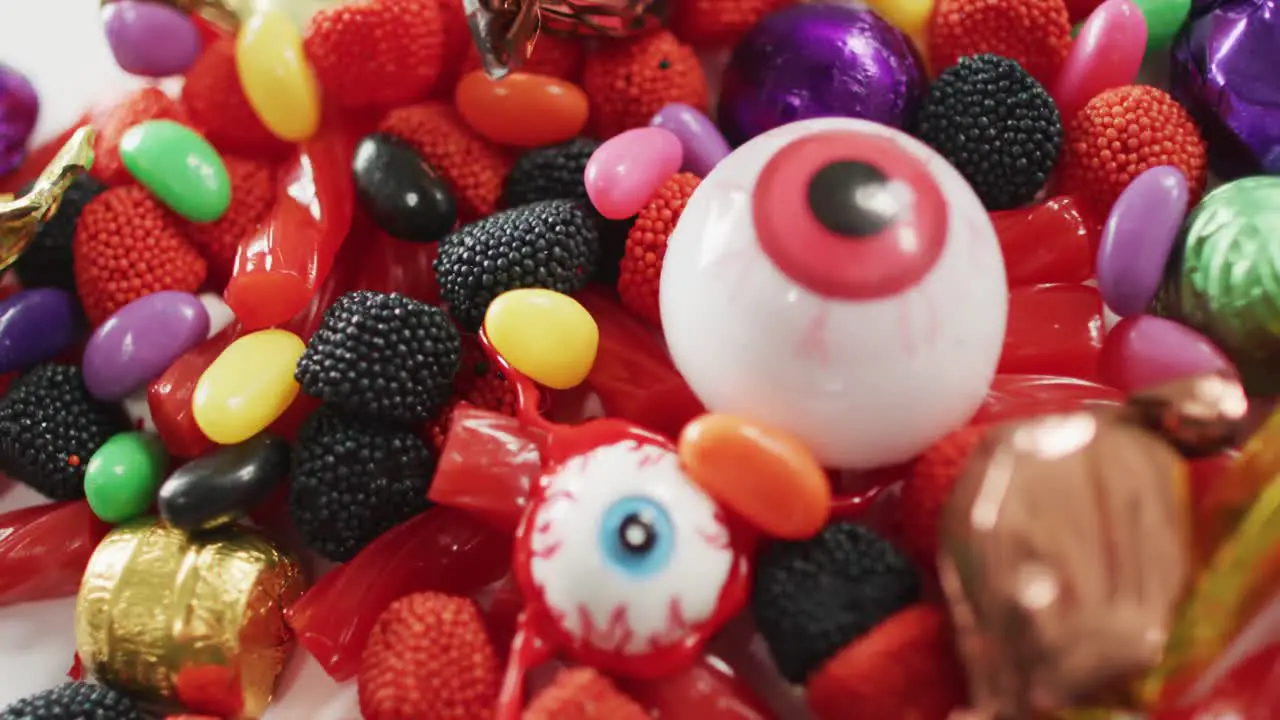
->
xmin=1171 ymin=0 xmax=1280 ymax=179
xmin=939 ymin=410 xmax=1193 ymax=717
xmin=75 ymin=519 xmax=304 ymax=719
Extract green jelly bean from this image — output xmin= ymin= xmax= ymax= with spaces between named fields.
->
xmin=119 ymin=119 xmax=231 ymax=223
xmin=1132 ymin=0 xmax=1190 ymax=52
xmin=85 ymin=432 xmax=168 ymax=524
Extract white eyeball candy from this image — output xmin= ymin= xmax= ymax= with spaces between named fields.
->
xmin=659 ymin=117 xmax=1009 ymax=470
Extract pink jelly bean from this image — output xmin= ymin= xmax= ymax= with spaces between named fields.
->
xmin=585 ymin=127 xmax=683 ymax=220
xmin=1053 ymin=0 xmax=1148 ymax=120
xmin=1098 ymin=315 xmax=1236 ymax=394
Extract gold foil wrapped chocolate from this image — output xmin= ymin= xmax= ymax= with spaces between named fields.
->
xmin=75 ymin=519 xmax=304 ymax=719
xmin=0 ymin=126 xmax=95 ymax=271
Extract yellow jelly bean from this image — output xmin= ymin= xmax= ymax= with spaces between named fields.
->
xmin=227 ymin=0 xmax=345 ymax=30
xmin=193 ymin=329 xmax=305 ymax=445
xmin=865 ymin=0 xmax=933 ymax=45
xmin=484 ymin=289 xmax=599 ymax=390
xmin=234 ymin=9 xmax=321 ymax=142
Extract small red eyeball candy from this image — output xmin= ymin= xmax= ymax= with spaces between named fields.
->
xmin=304 ymin=0 xmax=447 ymax=109
xmin=524 ymin=668 xmax=650 ymax=720
xmin=618 ymin=172 xmax=701 ymax=327
xmin=90 ymin=87 xmax=193 ymax=187
xmin=72 ymin=186 xmax=208 ymax=326
xmin=582 ymin=30 xmax=708 ymax=139
xmin=928 ymin=0 xmax=1073 ymax=87
xmin=358 ymin=591 xmax=501 ymax=720
xmin=1058 ymin=84 xmax=1209 ymax=217
xmin=378 ymin=103 xmax=513 ymax=223
xmin=180 ymin=38 xmax=291 ymax=159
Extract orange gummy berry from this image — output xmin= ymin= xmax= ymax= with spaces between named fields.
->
xmin=181 ymin=38 xmax=291 ymax=158
xmin=1058 ymin=85 xmax=1208 ymax=217
xmin=618 ymin=172 xmax=701 ymax=326
xmin=582 ymin=31 xmax=708 ymax=139
xmin=928 ymin=0 xmax=1072 ymax=87
xmin=378 ymin=102 xmax=512 ymax=223
xmin=304 ymin=0 xmax=447 ymax=109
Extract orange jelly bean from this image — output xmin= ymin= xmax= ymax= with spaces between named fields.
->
xmin=455 ymin=70 xmax=589 ymax=148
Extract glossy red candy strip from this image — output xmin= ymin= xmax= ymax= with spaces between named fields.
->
xmin=429 ymin=404 xmax=544 ymax=534
xmin=990 ymin=196 xmax=1096 ymax=287
xmin=617 ymin=655 xmax=778 ymax=720
xmin=998 ymin=283 xmax=1106 ymax=381
xmin=285 ymin=506 xmax=512 ymax=681
xmin=973 ymin=373 xmax=1124 ymax=424
xmin=574 ymin=289 xmax=704 ymax=440
xmin=225 ymin=117 xmax=356 ymax=331
xmin=353 ymin=227 xmax=442 ymax=305
xmin=0 ymin=501 xmax=109 ymax=607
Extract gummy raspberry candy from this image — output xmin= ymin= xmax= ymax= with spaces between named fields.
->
xmin=13 ymin=174 xmax=106 ymax=293
xmin=0 ymin=682 xmax=143 ymax=720
xmin=90 ymin=87 xmax=192 ymax=186
xmin=524 ymin=668 xmax=649 ymax=720
xmin=928 ymin=0 xmax=1072 ymax=87
xmin=503 ymin=137 xmax=599 ymax=207
xmin=180 ymin=38 xmax=291 ymax=158
xmin=899 ymin=424 xmax=989 ymax=569
xmin=618 ymin=172 xmax=700 ymax=326
xmin=582 ymin=31 xmax=708 ymax=139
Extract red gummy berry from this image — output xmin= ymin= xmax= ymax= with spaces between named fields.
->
xmin=523 ymin=668 xmax=650 ymax=720
xmin=359 ymin=591 xmax=500 ymax=720
xmin=466 ymin=364 xmax=517 ymax=416
xmin=434 ymin=0 xmax=471 ymax=92
xmin=618 ymin=172 xmax=700 ymax=326
xmin=304 ymin=0 xmax=447 ymax=109
xmin=928 ymin=0 xmax=1072 ymax=87
xmin=73 ymin=186 xmax=208 ymax=326
xmin=461 ymin=34 xmax=586 ymax=82
xmin=181 ymin=38 xmax=291 ymax=158
xmin=1059 ymin=85 xmax=1209 ymax=217
xmin=179 ymin=156 xmax=275 ymax=287
xmin=378 ymin=103 xmax=512 ymax=223
xmin=669 ymin=0 xmax=792 ymax=47
xmin=899 ymin=424 xmax=988 ymax=569
xmin=806 ymin=604 xmax=968 ymax=720
xmin=91 ymin=88 xmax=192 ymax=187
xmin=582 ymin=31 xmax=708 ymax=139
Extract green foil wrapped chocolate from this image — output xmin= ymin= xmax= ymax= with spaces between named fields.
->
xmin=1154 ymin=177 xmax=1280 ymax=395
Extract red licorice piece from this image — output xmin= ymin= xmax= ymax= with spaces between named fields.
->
xmin=617 ymin=656 xmax=777 ymax=720
xmin=1152 ymin=644 xmax=1280 ymax=719
xmin=999 ymin=283 xmax=1105 ymax=380
xmin=429 ymin=405 xmax=544 ymax=534
xmin=352 ymin=228 xmax=442 ymax=304
xmin=0 ymin=501 xmax=109 ymax=607
xmin=285 ymin=506 xmax=511 ymax=681
xmin=990 ymin=196 xmax=1096 ymax=287
xmin=224 ymin=117 xmax=356 ymax=331
xmin=148 ymin=324 xmax=241 ymax=459
xmin=974 ymin=374 xmax=1124 ymax=424
xmin=574 ymin=289 xmax=704 ymax=440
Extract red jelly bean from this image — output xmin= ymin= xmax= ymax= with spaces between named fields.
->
xmin=999 ymin=283 xmax=1105 ymax=380
xmin=990 ymin=196 xmax=1096 ymax=287
xmin=575 ymin=289 xmax=704 ymax=439
xmin=1098 ymin=315 xmax=1236 ymax=394
xmin=224 ymin=117 xmax=355 ymax=331
xmin=148 ymin=323 xmax=241 ymax=458
xmin=0 ymin=501 xmax=109 ymax=607
xmin=285 ymin=506 xmax=510 ymax=681
xmin=617 ymin=656 xmax=777 ymax=720
xmin=974 ymin=373 xmax=1124 ymax=423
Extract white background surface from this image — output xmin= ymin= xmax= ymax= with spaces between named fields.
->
xmin=0 ymin=2 xmax=360 ymax=715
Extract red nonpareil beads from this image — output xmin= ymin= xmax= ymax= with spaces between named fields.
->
xmin=72 ymin=185 xmax=207 ymax=326
xmin=179 ymin=156 xmax=275 ymax=287
xmin=669 ymin=0 xmax=793 ymax=47
xmin=928 ymin=0 xmax=1073 ymax=87
xmin=90 ymin=87 xmax=193 ymax=187
xmin=618 ymin=172 xmax=701 ymax=327
xmin=582 ymin=31 xmax=708 ymax=139
xmin=358 ymin=591 xmax=500 ymax=720
xmin=303 ymin=0 xmax=448 ymax=109
xmin=523 ymin=668 xmax=650 ymax=720
xmin=378 ymin=103 xmax=512 ymax=223
xmin=1058 ymin=85 xmax=1209 ymax=216
xmin=899 ymin=424 xmax=989 ymax=570
xmin=181 ymin=38 xmax=291 ymax=159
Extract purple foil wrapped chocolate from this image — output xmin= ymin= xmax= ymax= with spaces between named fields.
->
xmin=0 ymin=64 xmax=38 ymax=176
xmin=717 ymin=3 xmax=924 ymax=147
xmin=1171 ymin=0 xmax=1280 ymax=178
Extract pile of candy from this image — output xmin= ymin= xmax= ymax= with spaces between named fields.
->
xmin=3 ymin=0 xmax=1280 ymax=716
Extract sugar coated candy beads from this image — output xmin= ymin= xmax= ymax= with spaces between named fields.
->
xmin=660 ymin=117 xmax=1008 ymax=470
xmin=235 ymin=8 xmax=322 ymax=142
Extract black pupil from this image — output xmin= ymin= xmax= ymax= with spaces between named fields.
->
xmin=806 ymin=160 xmax=900 ymax=238
xmin=618 ymin=512 xmax=657 ymax=554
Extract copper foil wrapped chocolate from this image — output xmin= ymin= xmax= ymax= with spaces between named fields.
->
xmin=717 ymin=3 xmax=924 ymax=146
xmin=1171 ymin=0 xmax=1280 ymax=178
xmin=939 ymin=410 xmax=1194 ymax=716
xmin=75 ymin=519 xmax=304 ymax=719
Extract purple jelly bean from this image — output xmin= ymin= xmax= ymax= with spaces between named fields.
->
xmin=0 ymin=289 xmax=81 ymax=373
xmin=1097 ymin=165 xmax=1190 ymax=317
xmin=0 ymin=64 xmax=38 ymax=176
xmin=650 ymin=103 xmax=731 ymax=177
xmin=102 ymin=0 xmax=203 ymax=78
xmin=82 ymin=291 xmax=210 ymax=401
